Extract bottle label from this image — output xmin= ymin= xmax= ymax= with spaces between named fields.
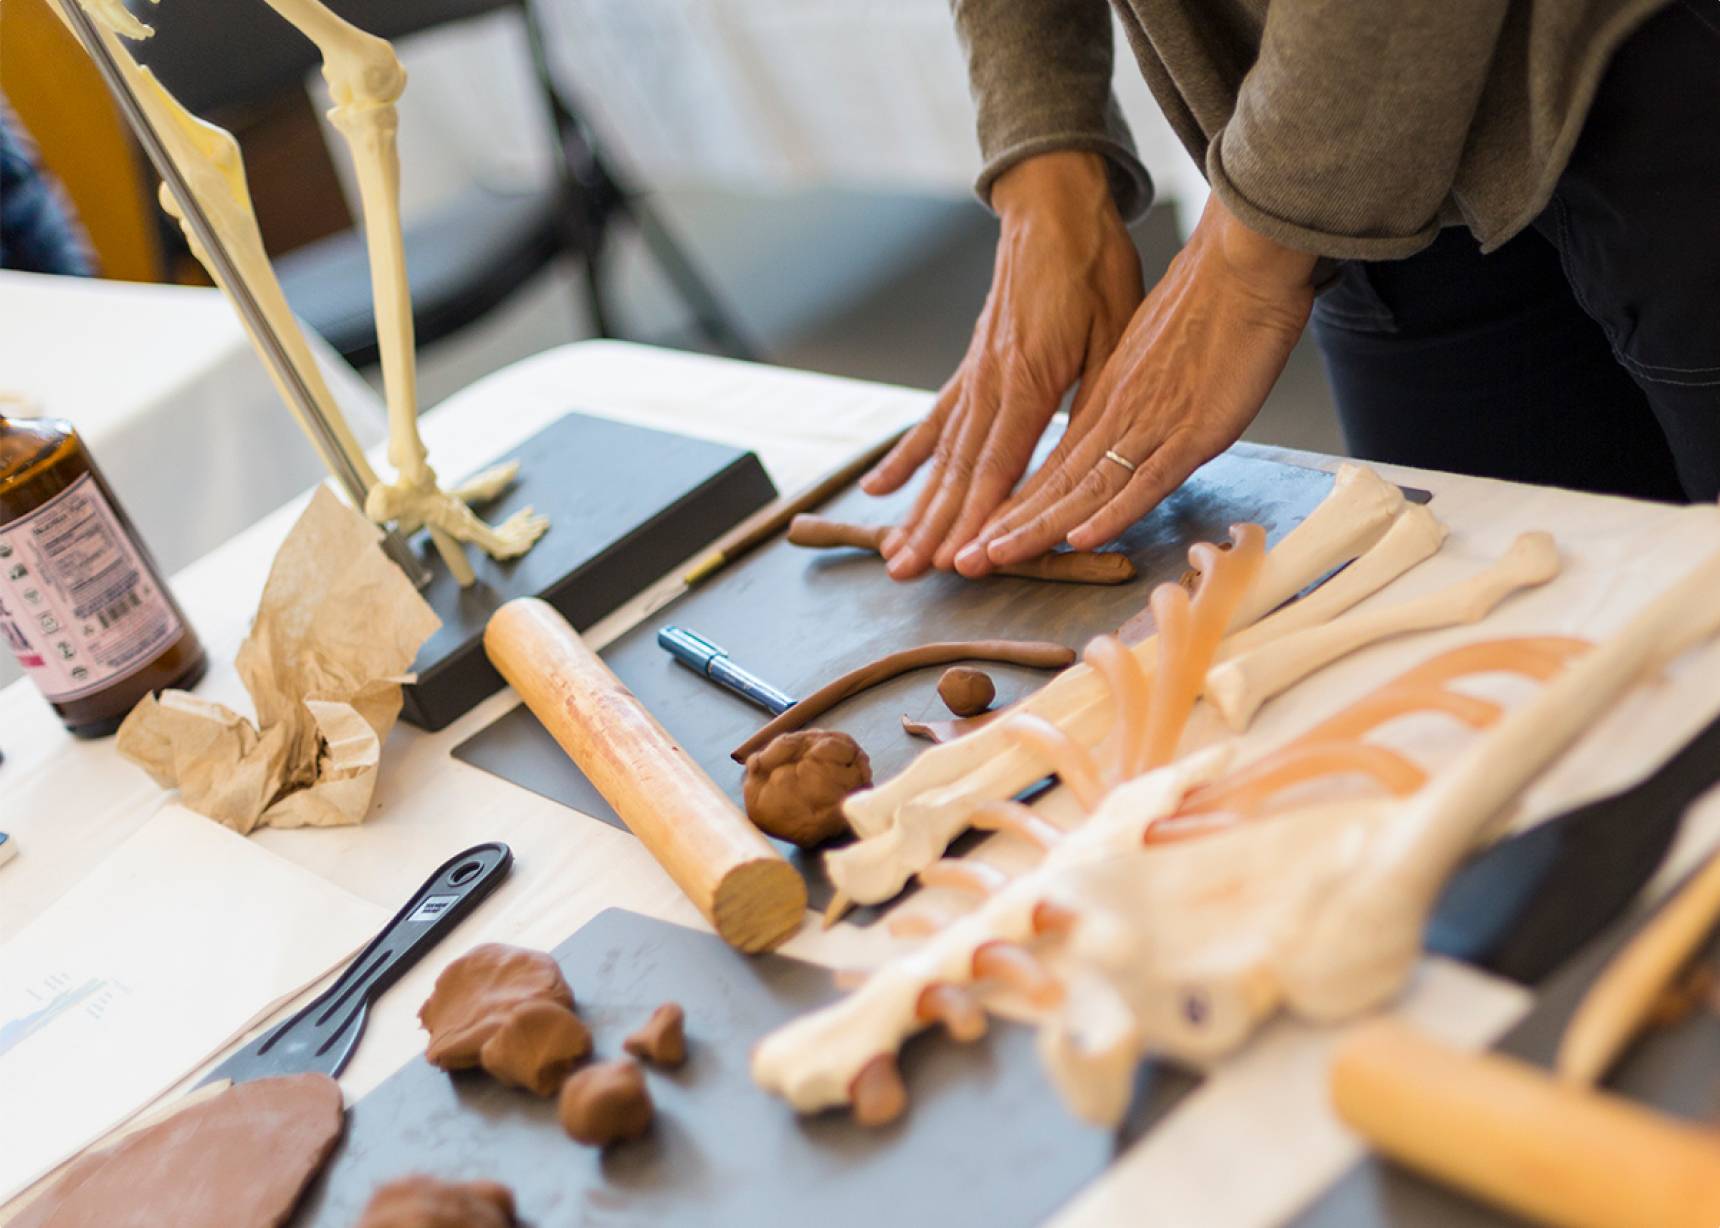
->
xmin=0 ymin=472 xmax=183 ymax=703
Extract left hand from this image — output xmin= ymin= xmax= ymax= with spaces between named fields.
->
xmin=953 ymin=193 xmax=1320 ymax=576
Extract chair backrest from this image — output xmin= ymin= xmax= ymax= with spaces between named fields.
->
xmin=125 ymin=0 xmax=520 ymax=114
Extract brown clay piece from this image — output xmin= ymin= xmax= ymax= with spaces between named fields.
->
xmin=732 ymin=639 xmax=1076 ymax=762
xmin=743 ymin=729 xmax=871 ymax=847
xmin=12 ymin=1074 xmax=343 ymax=1228
xmin=419 ymin=943 xmax=588 ymax=1095
xmin=624 ymin=1002 xmax=688 ymax=1068
xmin=354 ymin=1175 xmax=517 ymax=1228
xmin=558 ymin=1058 xmax=654 ymax=1147
xmin=937 ymin=666 xmax=995 ymax=717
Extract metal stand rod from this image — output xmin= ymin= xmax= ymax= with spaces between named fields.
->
xmin=58 ymin=2 xmax=433 ymax=588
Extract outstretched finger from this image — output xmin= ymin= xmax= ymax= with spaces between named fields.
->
xmin=935 ymin=372 xmax=1055 ymax=572
xmin=862 ymin=376 xmax=960 ymax=497
xmin=888 ymin=381 xmax=995 ymax=578
xmin=985 ymin=446 xmax=1133 ymax=565
xmin=1065 ymin=434 xmax=1202 ymax=551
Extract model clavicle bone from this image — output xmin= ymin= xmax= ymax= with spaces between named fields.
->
xmin=756 ymin=535 xmax=1720 ymax=1126
xmin=827 ymin=469 xmax=1446 ymax=906
xmin=59 ymin=0 xmax=548 ymax=586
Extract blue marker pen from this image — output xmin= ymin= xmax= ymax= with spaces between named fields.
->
xmin=657 ymin=626 xmax=796 ymax=715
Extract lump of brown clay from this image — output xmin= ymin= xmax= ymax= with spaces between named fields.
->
xmin=419 ymin=943 xmax=587 ymax=1095
xmin=937 ymin=666 xmax=996 ymax=717
xmin=742 ymin=729 xmax=872 ymax=847
xmin=13 ymin=1073 xmax=342 ymax=1228
xmin=354 ymin=1175 xmax=517 ymax=1228
xmin=623 ymin=1002 xmax=687 ymax=1069
xmin=558 ymin=1058 xmax=654 ymax=1147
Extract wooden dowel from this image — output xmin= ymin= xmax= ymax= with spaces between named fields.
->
xmin=485 ymin=598 xmax=806 ymax=953
xmin=1331 ymin=1018 xmax=1720 ymax=1228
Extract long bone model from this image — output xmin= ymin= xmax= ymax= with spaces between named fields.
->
xmin=755 ymin=531 xmax=1720 ymax=1126
xmin=57 ymin=0 xmax=548 ymax=585
xmin=828 ymin=467 xmax=1446 ymax=906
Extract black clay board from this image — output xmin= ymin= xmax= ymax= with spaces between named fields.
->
xmin=1287 ymin=859 xmax=1720 ymax=1228
xmin=402 ymin=413 xmax=777 ymax=731
xmin=455 ymin=445 xmax=1362 ymax=916
xmin=292 ymin=908 xmax=1202 ymax=1227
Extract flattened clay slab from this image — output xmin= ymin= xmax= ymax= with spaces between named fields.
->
xmin=456 ymin=445 xmax=1373 ymax=918
xmin=17 ymin=1074 xmax=342 ymax=1228
xmin=292 ymin=909 xmax=1201 ymax=1228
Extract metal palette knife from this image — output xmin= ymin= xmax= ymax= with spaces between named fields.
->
xmin=200 ymin=843 xmax=512 ymax=1087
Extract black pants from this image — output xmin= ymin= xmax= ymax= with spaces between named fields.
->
xmin=1311 ymin=0 xmax=1720 ymax=503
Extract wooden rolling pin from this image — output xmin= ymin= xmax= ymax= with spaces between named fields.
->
xmin=787 ymin=515 xmax=1137 ymax=585
xmin=485 ymin=598 xmax=807 ymax=953
xmin=1331 ymin=1018 xmax=1720 ymax=1228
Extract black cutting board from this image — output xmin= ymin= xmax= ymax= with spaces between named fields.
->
xmin=454 ymin=445 xmax=1369 ymax=916
xmin=293 ymin=909 xmax=1202 ymax=1227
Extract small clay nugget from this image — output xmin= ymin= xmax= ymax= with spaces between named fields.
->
xmin=743 ymin=729 xmax=871 ymax=848
xmin=479 ymin=998 xmax=592 ymax=1095
xmin=354 ymin=1174 xmax=518 ymax=1228
xmin=558 ymin=1058 xmax=654 ymax=1147
xmin=624 ymin=1002 xmax=688 ymax=1068
xmin=937 ymin=667 xmax=995 ymax=717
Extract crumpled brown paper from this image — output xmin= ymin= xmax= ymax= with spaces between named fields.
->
xmin=118 ymin=487 xmax=440 ymax=833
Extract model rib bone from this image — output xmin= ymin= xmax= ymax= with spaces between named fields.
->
xmin=58 ymin=0 xmax=548 ymax=586
xmin=757 ymin=536 xmax=1720 ymax=1126
xmin=828 ymin=467 xmax=1436 ymax=906
xmin=1204 ymin=531 xmax=1560 ymax=731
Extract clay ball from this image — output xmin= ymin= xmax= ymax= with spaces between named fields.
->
xmin=558 ymin=1059 xmax=654 ymax=1147
xmin=419 ymin=944 xmax=587 ymax=1095
xmin=937 ymin=667 xmax=995 ymax=717
xmin=355 ymin=1175 xmax=517 ymax=1228
xmin=623 ymin=1002 xmax=687 ymax=1069
xmin=742 ymin=729 xmax=872 ymax=848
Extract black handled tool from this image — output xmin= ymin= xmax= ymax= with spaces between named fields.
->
xmin=199 ymin=841 xmax=513 ymax=1086
xmin=1427 ymin=707 xmax=1720 ymax=984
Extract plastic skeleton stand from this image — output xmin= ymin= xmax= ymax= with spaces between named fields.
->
xmin=755 ymin=529 xmax=1720 ymax=1128
xmin=55 ymin=0 xmax=548 ymax=586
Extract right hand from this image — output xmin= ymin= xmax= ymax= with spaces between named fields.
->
xmin=859 ymin=151 xmax=1144 ymax=579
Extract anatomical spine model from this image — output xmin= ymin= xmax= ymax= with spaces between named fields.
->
xmin=755 ymin=528 xmax=1720 ymax=1127
xmin=56 ymin=0 xmax=548 ymax=586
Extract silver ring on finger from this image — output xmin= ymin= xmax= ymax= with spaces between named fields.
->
xmin=1101 ymin=448 xmax=1137 ymax=475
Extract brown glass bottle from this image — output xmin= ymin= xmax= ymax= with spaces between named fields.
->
xmin=0 ymin=413 xmax=206 ymax=737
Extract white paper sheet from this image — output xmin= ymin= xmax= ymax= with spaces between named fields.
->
xmin=0 ymin=806 xmax=385 ymax=1204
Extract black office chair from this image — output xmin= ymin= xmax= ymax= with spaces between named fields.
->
xmin=128 ymin=0 xmax=754 ymax=365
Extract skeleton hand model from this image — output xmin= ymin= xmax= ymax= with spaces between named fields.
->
xmin=754 ymin=533 xmax=1720 ymax=1127
xmin=826 ymin=466 xmax=1447 ymax=908
xmin=57 ymin=0 xmax=548 ymax=586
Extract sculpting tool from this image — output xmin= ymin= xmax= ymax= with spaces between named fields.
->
xmin=678 ymin=426 xmax=909 ymax=588
xmin=658 ymin=625 xmax=796 ymax=715
xmin=199 ymin=842 xmax=512 ymax=1088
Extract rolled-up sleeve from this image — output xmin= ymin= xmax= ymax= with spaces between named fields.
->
xmin=1208 ymin=0 xmax=1509 ymax=260
xmin=953 ymin=0 xmax=1154 ymax=220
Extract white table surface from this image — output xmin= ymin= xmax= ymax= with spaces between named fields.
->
xmin=4 ymin=340 xmax=1719 ymax=1226
xmin=0 ymin=271 xmax=385 ymax=582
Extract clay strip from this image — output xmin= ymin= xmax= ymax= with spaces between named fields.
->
xmin=787 ymin=515 xmax=1136 ymax=585
xmin=731 ymin=640 xmax=1076 ymax=761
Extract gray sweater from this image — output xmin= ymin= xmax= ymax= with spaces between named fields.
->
xmin=954 ymin=0 xmax=1671 ymax=259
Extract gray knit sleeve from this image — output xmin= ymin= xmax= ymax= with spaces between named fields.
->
xmin=1208 ymin=0 xmax=1509 ymax=259
xmin=952 ymin=0 xmax=1154 ymax=220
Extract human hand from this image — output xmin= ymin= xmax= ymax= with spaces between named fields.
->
xmin=953 ymin=192 xmax=1318 ymax=576
xmin=860 ymin=152 xmax=1144 ymax=579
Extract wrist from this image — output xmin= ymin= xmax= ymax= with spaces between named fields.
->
xmin=992 ymin=151 xmax=1114 ymax=223
xmin=1204 ymin=192 xmax=1319 ymax=295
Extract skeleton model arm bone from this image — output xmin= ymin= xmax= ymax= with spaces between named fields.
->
xmin=67 ymin=0 xmax=547 ymax=587
xmin=1205 ymin=531 xmax=1560 ymax=731
xmin=828 ymin=468 xmax=1436 ymax=906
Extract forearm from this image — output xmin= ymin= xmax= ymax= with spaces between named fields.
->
xmin=952 ymin=0 xmax=1153 ymax=220
xmin=1209 ymin=0 xmax=1510 ymax=260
